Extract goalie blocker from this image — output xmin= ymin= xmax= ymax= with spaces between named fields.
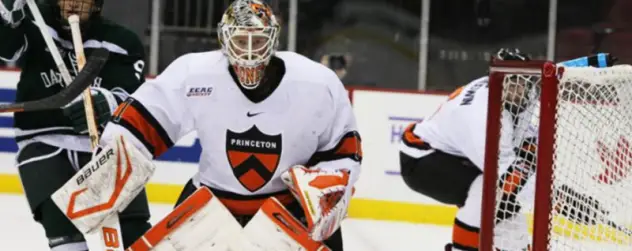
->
xmin=51 ymin=135 xmax=156 ymax=249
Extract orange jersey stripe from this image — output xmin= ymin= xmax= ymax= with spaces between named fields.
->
xmin=402 ymin=123 xmax=426 ymax=147
xmin=114 ymin=104 xmax=169 ymax=157
xmin=452 ymin=219 xmax=479 ymax=250
xmin=501 ymin=168 xmax=524 ymax=194
xmin=334 ymin=133 xmax=363 ymax=159
xmin=306 ymin=131 xmax=363 ymax=166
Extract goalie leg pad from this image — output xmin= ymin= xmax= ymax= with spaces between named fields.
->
xmin=127 ymin=187 xmax=242 ymax=251
xmin=232 ymin=197 xmax=331 ymax=251
xmin=117 ymin=191 xmax=152 ymax=248
xmin=51 ymin=135 xmax=156 ymax=234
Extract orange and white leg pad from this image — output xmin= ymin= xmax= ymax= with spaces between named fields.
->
xmin=127 ymin=187 xmax=242 ymax=251
xmin=230 ymin=197 xmax=332 ymax=251
xmin=128 ymin=187 xmax=330 ymax=251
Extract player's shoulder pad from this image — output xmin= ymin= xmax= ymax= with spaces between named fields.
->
xmin=169 ymin=50 xmax=226 ymax=77
xmin=470 ymin=76 xmax=489 ymax=85
xmin=150 ymin=50 xmax=225 ymax=85
xmin=275 ymin=51 xmax=345 ymax=98
xmin=93 ymin=18 xmax=145 ymax=57
xmin=182 ymin=50 xmax=225 ymax=71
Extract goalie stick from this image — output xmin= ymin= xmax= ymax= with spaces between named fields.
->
xmin=0 ymin=48 xmax=109 ymax=113
xmin=67 ymin=15 xmax=125 ymax=251
xmin=68 ymin=14 xmax=100 ymax=149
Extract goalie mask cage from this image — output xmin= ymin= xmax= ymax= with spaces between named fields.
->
xmin=480 ymin=59 xmax=632 ymax=251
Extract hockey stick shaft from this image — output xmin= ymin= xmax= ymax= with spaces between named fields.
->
xmin=558 ymin=53 xmax=612 ymax=68
xmin=0 ymin=48 xmax=108 ymax=113
xmin=68 ymin=15 xmax=124 ymax=251
xmin=68 ymin=15 xmax=99 ymax=149
xmin=24 ymin=0 xmax=73 ymax=87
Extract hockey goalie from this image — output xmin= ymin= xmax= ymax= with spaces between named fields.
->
xmin=49 ymin=0 xmax=361 ymax=250
xmin=399 ymin=49 xmax=618 ymax=251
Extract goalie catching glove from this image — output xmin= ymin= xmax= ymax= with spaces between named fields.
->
xmin=281 ymin=165 xmax=353 ymax=241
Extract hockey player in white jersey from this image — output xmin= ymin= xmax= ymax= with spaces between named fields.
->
xmin=398 ymin=49 xmax=613 ymax=251
xmin=50 ymin=0 xmax=361 ymax=250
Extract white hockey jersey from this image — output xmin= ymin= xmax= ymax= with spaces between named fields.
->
xmin=100 ymin=50 xmax=362 ymax=215
xmin=400 ymin=76 xmax=537 ymax=174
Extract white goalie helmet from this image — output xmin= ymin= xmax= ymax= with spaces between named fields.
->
xmin=218 ymin=0 xmax=281 ymax=90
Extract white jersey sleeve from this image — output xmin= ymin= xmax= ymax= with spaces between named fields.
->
xmin=305 ymin=77 xmax=362 ymax=186
xmin=101 ymin=54 xmax=196 ymax=158
xmin=401 ymin=76 xmax=517 ymax=173
xmin=443 ymin=93 xmax=517 ymax=173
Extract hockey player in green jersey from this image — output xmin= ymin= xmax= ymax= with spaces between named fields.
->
xmin=0 ymin=0 xmax=151 ymax=250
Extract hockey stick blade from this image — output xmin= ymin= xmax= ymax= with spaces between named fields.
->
xmin=0 ymin=48 xmax=109 ymax=113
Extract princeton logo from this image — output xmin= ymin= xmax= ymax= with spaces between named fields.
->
xmin=226 ymin=125 xmax=282 ymax=192
xmin=186 ymin=87 xmax=213 ymax=97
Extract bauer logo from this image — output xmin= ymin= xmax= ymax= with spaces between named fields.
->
xmin=186 ymin=86 xmax=213 ymax=97
xmin=76 ymin=148 xmax=115 ymax=185
xmin=388 ymin=116 xmax=423 ymax=144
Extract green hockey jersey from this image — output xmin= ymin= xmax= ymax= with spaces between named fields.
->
xmin=0 ymin=5 xmax=146 ymax=143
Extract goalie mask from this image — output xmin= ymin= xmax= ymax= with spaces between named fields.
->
xmin=218 ymin=0 xmax=280 ymax=90
xmin=495 ymin=48 xmax=540 ymax=114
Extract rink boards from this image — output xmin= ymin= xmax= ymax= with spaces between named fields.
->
xmin=0 ymin=70 xmax=456 ymax=225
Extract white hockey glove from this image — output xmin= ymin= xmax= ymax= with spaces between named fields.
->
xmin=0 ymin=0 xmax=25 ymax=27
xmin=281 ymin=165 xmax=352 ymax=241
xmin=51 ymin=135 xmax=156 ymax=234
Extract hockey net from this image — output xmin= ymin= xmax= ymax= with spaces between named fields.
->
xmin=481 ymin=60 xmax=632 ymax=251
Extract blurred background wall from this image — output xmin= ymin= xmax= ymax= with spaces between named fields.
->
xmin=7 ymin=0 xmax=632 ymax=92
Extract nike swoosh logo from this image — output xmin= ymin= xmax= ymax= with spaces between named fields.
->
xmin=166 ymin=205 xmax=194 ymax=229
xmin=247 ymin=112 xmax=263 ymax=117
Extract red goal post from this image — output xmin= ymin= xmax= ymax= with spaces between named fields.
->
xmin=480 ymin=59 xmax=556 ymax=251
xmin=480 ymin=59 xmax=632 ymax=250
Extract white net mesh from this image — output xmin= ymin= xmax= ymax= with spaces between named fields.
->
xmin=492 ymin=65 xmax=632 ymax=251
